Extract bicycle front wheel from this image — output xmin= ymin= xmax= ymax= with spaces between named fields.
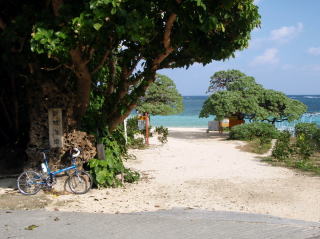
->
xmin=17 ymin=171 xmax=42 ymax=195
xmin=67 ymin=171 xmax=92 ymax=194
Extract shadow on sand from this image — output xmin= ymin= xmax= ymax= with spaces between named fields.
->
xmin=168 ymin=128 xmax=229 ymax=141
xmin=0 ymin=177 xmax=17 ymax=189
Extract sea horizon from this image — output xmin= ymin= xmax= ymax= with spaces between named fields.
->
xmin=150 ymin=95 xmax=320 ymax=129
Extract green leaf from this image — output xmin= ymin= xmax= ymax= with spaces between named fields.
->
xmin=111 ymin=8 xmax=117 ymax=15
xmin=25 ymin=225 xmax=39 ymax=230
xmin=93 ymin=23 xmax=103 ymax=31
xmin=96 ymin=170 xmax=108 ymax=184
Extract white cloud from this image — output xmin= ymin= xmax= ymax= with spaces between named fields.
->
xmin=251 ymin=48 xmax=279 ymax=66
xmin=248 ymin=23 xmax=304 ymax=50
xmin=270 ymin=22 xmax=303 ymax=43
xmin=308 ymin=47 xmax=320 ymax=56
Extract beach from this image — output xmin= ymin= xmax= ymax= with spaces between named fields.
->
xmin=2 ymin=127 xmax=319 ymax=222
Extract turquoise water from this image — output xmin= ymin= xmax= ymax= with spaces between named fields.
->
xmin=151 ymin=95 xmax=320 ymax=129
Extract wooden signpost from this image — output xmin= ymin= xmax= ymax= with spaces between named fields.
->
xmin=48 ymin=108 xmax=64 ymax=148
xmin=138 ymin=113 xmax=150 ymax=145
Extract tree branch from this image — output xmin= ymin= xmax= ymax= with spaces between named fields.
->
xmin=92 ymin=48 xmax=110 ymax=74
xmin=92 ymin=37 xmax=113 ymax=74
xmin=127 ymin=56 xmax=142 ymax=77
xmin=41 ymin=64 xmax=62 ymax=71
xmin=106 ymin=71 xmax=156 ymax=131
xmin=104 ymin=62 xmax=115 ymax=95
xmin=84 ymin=47 xmax=95 ymax=65
xmin=129 ymin=71 xmax=145 ymax=86
xmin=151 ymin=13 xmax=177 ymax=71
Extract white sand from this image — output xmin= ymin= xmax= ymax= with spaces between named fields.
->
xmin=42 ymin=128 xmax=320 ymax=221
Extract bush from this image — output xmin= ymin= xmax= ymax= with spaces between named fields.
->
xmin=126 ymin=117 xmax=142 ymax=142
xmin=126 ymin=116 xmax=152 ymax=148
xmin=272 ymin=123 xmax=320 ymax=162
xmin=155 ymin=126 xmax=169 ymax=144
xmin=268 ymin=124 xmax=320 ymax=175
xmin=229 ymin=122 xmax=279 ymax=142
xmin=295 ymin=122 xmax=318 ymax=137
xmin=88 ymin=158 xmax=139 ymax=187
xmin=314 ymin=128 xmax=320 ymax=147
xmin=272 ymin=130 xmax=292 ymax=160
xmin=88 ymin=129 xmax=140 ymax=187
xmin=294 ymin=123 xmax=319 ymax=160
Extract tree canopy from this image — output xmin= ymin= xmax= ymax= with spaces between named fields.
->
xmin=136 ymin=74 xmax=183 ymax=116
xmin=200 ymin=72 xmax=307 ymax=124
xmin=206 ymin=69 xmax=246 ymax=93
xmin=0 ymin=0 xmax=261 ymax=131
xmin=0 ymin=1 xmax=261 ymax=167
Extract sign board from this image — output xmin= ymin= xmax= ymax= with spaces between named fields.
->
xmin=208 ymin=120 xmax=219 ymax=131
xmin=220 ymin=118 xmax=230 ymax=128
xmin=138 ymin=115 xmax=148 ymax=120
xmin=48 ymin=108 xmax=64 ymax=148
xmin=138 ymin=120 xmax=145 ymax=130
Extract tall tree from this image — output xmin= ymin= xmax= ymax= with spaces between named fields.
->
xmin=136 ymin=74 xmax=183 ymax=116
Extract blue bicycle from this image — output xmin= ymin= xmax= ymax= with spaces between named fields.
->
xmin=17 ymin=148 xmax=93 ymax=195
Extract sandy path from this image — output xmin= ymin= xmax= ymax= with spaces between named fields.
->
xmin=122 ymin=128 xmax=320 ymax=221
xmin=3 ymin=128 xmax=319 ymax=221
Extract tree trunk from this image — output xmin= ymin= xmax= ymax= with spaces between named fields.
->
xmin=70 ymin=48 xmax=92 ymax=120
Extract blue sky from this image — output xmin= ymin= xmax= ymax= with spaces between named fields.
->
xmin=159 ymin=0 xmax=320 ymax=96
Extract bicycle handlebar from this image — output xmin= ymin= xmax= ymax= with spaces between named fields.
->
xmin=40 ymin=147 xmax=81 ymax=160
xmin=71 ymin=147 xmax=80 ymax=158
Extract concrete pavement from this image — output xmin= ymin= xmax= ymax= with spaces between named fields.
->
xmin=1 ymin=209 xmax=320 ymax=239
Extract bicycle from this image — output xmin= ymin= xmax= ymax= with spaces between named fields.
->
xmin=17 ymin=148 xmax=93 ymax=195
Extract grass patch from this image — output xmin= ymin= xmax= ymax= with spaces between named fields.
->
xmin=240 ymin=139 xmax=272 ymax=154
xmin=262 ymin=153 xmax=320 ymax=176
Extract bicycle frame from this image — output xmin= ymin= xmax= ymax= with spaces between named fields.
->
xmin=50 ymin=165 xmax=77 ymax=176
xmin=42 ymin=153 xmax=78 ymax=177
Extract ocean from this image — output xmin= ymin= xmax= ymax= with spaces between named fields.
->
xmin=150 ymin=95 xmax=320 ymax=130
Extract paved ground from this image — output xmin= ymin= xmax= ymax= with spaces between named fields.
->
xmin=1 ymin=209 xmax=320 ymax=239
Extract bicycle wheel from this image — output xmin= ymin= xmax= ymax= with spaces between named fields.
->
xmin=17 ymin=171 xmax=43 ymax=195
xmin=67 ymin=171 xmax=92 ymax=194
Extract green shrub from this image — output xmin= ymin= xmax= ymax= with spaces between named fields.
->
xmin=129 ymin=137 xmax=146 ymax=149
xmin=272 ymin=130 xmax=292 ymax=160
xmin=88 ymin=130 xmax=140 ymax=187
xmin=155 ymin=126 xmax=169 ymax=144
xmin=88 ymin=158 xmax=140 ymax=187
xmin=229 ymin=122 xmax=279 ymax=142
xmin=126 ymin=116 xmax=152 ymax=148
xmin=294 ymin=123 xmax=319 ymax=160
xmin=295 ymin=122 xmax=318 ymax=137
xmin=126 ymin=117 xmax=141 ymax=141
xmin=313 ymin=128 xmax=320 ymax=147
